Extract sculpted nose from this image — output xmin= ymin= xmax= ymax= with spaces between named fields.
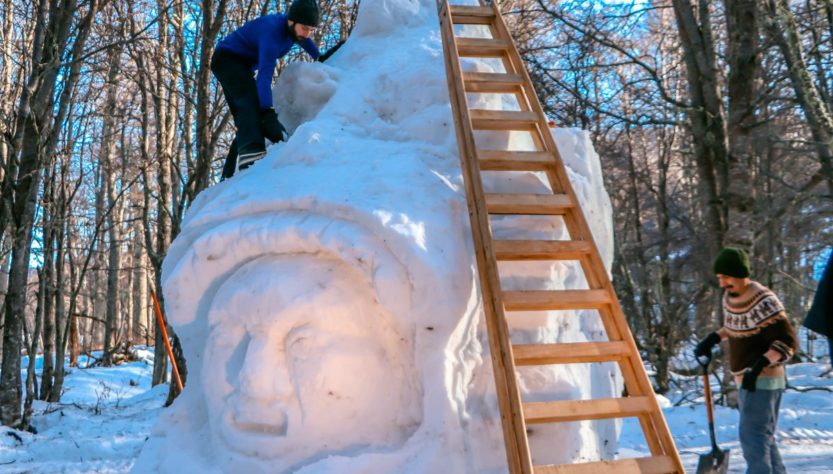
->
xmin=239 ymin=337 xmax=293 ymax=401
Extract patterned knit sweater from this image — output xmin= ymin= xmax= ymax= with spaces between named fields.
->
xmin=723 ymin=281 xmax=797 ymax=375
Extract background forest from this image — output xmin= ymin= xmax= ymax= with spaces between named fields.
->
xmin=0 ymin=0 xmax=829 ymax=431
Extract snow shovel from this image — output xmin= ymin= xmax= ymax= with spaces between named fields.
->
xmin=696 ymin=356 xmax=730 ymax=474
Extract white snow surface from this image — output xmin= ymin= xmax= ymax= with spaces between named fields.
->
xmin=135 ymin=0 xmax=620 ymax=471
xmin=7 ymin=349 xmax=833 ymax=473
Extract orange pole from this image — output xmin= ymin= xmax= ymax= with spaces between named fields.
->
xmin=151 ymin=290 xmax=183 ymax=392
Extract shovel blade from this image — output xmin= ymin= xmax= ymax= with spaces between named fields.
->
xmin=696 ymin=448 xmax=730 ymax=474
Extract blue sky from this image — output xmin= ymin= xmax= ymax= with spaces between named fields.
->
xmin=815 ymin=248 xmax=831 ymax=281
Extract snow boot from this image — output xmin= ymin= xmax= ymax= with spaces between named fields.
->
xmin=236 ymin=150 xmax=266 ymax=173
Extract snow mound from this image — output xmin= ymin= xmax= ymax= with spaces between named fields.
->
xmin=134 ymin=0 xmax=619 ymax=471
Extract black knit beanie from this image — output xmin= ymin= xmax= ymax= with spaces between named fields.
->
xmin=713 ymin=247 xmax=751 ymax=278
xmin=288 ymin=0 xmax=320 ymax=27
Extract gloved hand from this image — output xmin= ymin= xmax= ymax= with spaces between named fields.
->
xmin=741 ymin=355 xmax=770 ymax=392
xmin=318 ymin=40 xmax=345 ymax=63
xmin=694 ymin=332 xmax=721 ymax=360
xmin=260 ymin=108 xmax=288 ymax=143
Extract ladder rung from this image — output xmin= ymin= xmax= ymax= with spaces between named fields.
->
xmin=524 ymin=396 xmax=651 ymax=424
xmin=452 ymin=15 xmax=494 ymax=25
xmin=456 ymin=37 xmax=510 ymax=56
xmin=493 ymin=240 xmax=592 ymax=260
xmin=450 ymin=5 xmax=494 ymax=26
xmin=479 ymin=150 xmax=553 ymax=171
xmin=470 ymin=109 xmax=539 ymax=130
xmin=502 ymin=290 xmax=611 ymax=311
xmin=534 ymin=456 xmax=677 ymax=474
xmin=464 ymin=72 xmax=524 ymax=93
xmin=513 ymin=341 xmax=629 ymax=365
xmin=485 ymin=193 xmax=573 ymax=215
xmin=450 ymin=5 xmax=495 ymax=19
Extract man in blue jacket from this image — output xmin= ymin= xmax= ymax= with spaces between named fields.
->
xmin=211 ymin=0 xmax=339 ymax=178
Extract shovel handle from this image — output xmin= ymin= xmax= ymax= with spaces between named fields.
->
xmin=699 ymin=356 xmax=715 ymax=424
xmin=700 ymin=356 xmax=724 ymax=456
xmin=703 ymin=370 xmax=715 ymax=425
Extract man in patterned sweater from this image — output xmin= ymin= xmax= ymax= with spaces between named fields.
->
xmin=695 ymin=247 xmax=797 ymax=474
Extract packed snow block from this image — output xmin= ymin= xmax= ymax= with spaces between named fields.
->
xmin=133 ymin=0 xmax=620 ymax=471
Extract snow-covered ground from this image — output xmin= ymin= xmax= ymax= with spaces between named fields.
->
xmin=619 ymin=333 xmax=833 ymax=473
xmin=1 ymin=350 xmax=167 ymax=473
xmin=4 ymin=341 xmax=833 ymax=473
xmin=620 ymin=360 xmax=833 ymax=473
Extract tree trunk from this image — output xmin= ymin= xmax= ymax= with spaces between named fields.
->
xmin=39 ymin=165 xmax=57 ymax=399
xmin=671 ymin=0 xmax=730 ymax=346
xmin=723 ymin=0 xmax=760 ymax=251
xmin=671 ymin=0 xmax=730 ymax=258
xmin=92 ymin=164 xmax=105 ymax=351
xmin=146 ymin=0 xmax=176 ymax=389
xmin=132 ymin=221 xmax=148 ymax=343
xmin=22 ymin=270 xmax=45 ymax=428
xmin=0 ymin=0 xmax=14 ymax=173
xmin=763 ymin=0 xmax=833 ymax=195
xmin=0 ymin=147 xmax=44 ymax=425
xmin=101 ymin=43 xmax=124 ymax=364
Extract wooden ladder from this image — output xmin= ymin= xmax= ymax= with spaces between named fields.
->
xmin=437 ymin=1 xmax=684 ymax=473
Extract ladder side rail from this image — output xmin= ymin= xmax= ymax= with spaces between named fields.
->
xmin=438 ymin=1 xmax=533 ymax=472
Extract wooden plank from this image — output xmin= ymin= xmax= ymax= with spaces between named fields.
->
xmin=513 ymin=341 xmax=629 ymax=365
xmin=534 ymin=456 xmax=677 ymax=474
xmin=451 ymin=15 xmax=494 ymax=25
xmin=485 ymin=193 xmax=573 ymax=215
xmin=464 ymin=72 xmax=525 ymax=92
xmin=450 ymin=5 xmax=495 ymax=18
xmin=449 ymin=5 xmax=493 ymax=26
xmin=479 ymin=150 xmax=553 ymax=171
xmin=524 ymin=396 xmax=651 ymax=424
xmin=470 ymin=109 xmax=539 ymax=130
xmin=438 ymin=2 xmax=533 ymax=472
xmin=493 ymin=240 xmax=592 ymax=260
xmin=502 ymin=290 xmax=611 ymax=311
xmin=456 ymin=37 xmax=510 ymax=56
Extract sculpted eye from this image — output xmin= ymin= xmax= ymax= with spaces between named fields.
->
xmin=287 ymin=327 xmax=320 ymax=359
xmin=288 ymin=335 xmax=309 ymax=351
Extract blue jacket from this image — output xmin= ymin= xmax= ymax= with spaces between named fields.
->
xmin=216 ymin=14 xmax=320 ymax=109
xmin=805 ymin=250 xmax=833 ymax=338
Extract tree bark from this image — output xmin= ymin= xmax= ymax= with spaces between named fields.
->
xmin=132 ymin=220 xmax=148 ymax=344
xmin=101 ymin=43 xmax=125 ymax=364
xmin=671 ymin=0 xmax=729 ymax=338
xmin=38 ymin=163 xmax=57 ymax=400
xmin=763 ymin=0 xmax=833 ymax=195
xmin=724 ymin=0 xmax=760 ymax=251
xmin=147 ymin=0 xmax=173 ymax=388
xmin=22 ymin=269 xmax=45 ymax=428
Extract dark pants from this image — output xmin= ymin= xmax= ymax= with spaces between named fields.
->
xmin=210 ymin=49 xmax=264 ymax=179
xmin=738 ymin=388 xmax=786 ymax=474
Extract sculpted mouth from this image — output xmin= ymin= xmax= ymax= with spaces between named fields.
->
xmin=227 ymin=409 xmax=288 ymax=436
xmin=233 ymin=419 xmax=287 ymax=435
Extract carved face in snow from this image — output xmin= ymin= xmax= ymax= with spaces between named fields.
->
xmin=202 ymin=255 xmax=420 ymax=468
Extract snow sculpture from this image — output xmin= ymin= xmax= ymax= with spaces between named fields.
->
xmin=134 ymin=0 xmax=620 ymax=471
xmin=202 ymin=255 xmax=420 ymax=469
